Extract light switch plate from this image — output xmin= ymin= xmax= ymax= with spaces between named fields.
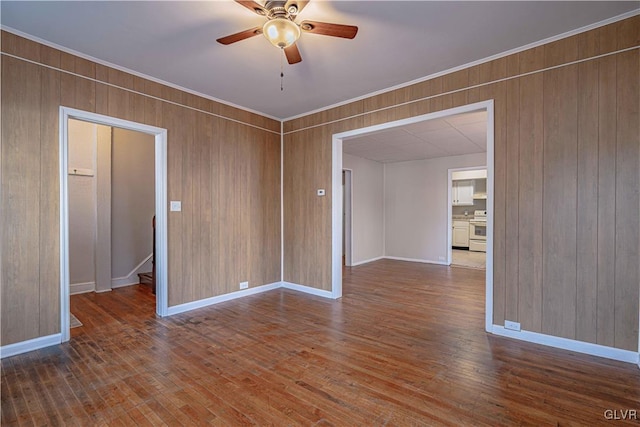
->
xmin=317 ymin=189 xmax=325 ymax=196
xmin=170 ymin=201 xmax=182 ymax=212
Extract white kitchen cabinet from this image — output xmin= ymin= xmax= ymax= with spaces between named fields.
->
xmin=452 ymin=220 xmax=470 ymax=247
xmin=452 ymin=180 xmax=474 ymax=206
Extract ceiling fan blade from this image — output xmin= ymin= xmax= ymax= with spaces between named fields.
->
xmin=300 ymin=20 xmax=358 ymax=39
xmin=234 ymin=0 xmax=266 ymax=16
xmin=284 ymin=44 xmax=302 ymax=64
xmin=285 ymin=0 xmax=309 ymax=17
xmin=216 ymin=27 xmax=262 ymax=45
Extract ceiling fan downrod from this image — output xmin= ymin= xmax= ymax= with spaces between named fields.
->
xmin=280 ymin=48 xmax=285 ymax=91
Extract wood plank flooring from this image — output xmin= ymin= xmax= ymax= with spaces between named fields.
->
xmin=2 ymin=259 xmax=639 ymax=425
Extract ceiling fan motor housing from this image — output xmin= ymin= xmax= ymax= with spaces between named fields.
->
xmin=264 ymin=1 xmax=296 ymax=20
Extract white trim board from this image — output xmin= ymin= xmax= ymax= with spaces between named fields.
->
xmin=351 ymin=256 xmax=384 ymax=267
xmin=60 ymin=107 xmax=169 ymax=344
xmin=70 ymin=281 xmax=95 ymax=295
xmin=383 ymin=256 xmax=449 ymax=266
xmin=0 ymin=334 xmax=62 ymax=359
xmin=167 ymin=281 xmax=336 ymax=316
xmin=281 ymin=282 xmax=336 ymax=299
xmin=111 ymin=253 xmax=153 ymax=288
xmin=491 ymin=325 xmax=639 ymax=365
xmin=167 ymin=282 xmax=282 ymax=316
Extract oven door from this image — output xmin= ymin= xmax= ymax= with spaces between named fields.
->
xmin=470 ymin=222 xmax=487 ymax=240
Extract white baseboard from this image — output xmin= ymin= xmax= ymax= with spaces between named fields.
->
xmin=351 ymin=256 xmax=384 ymax=267
xmin=167 ymin=282 xmax=282 ymax=316
xmin=111 ymin=253 xmax=153 ymax=288
xmin=281 ymin=281 xmax=336 ymax=299
xmin=491 ymin=325 xmax=639 ymax=365
xmin=384 ymin=256 xmax=449 ymax=266
xmin=111 ymin=279 xmax=140 ymax=289
xmin=0 ymin=333 xmax=62 ymax=359
xmin=70 ymin=281 xmax=95 ymax=295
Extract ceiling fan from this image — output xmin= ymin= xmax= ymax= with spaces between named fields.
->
xmin=217 ymin=0 xmax=358 ymax=64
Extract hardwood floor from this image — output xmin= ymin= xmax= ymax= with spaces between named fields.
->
xmin=2 ymin=259 xmax=639 ymax=425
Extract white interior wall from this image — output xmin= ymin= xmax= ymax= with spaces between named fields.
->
xmin=384 ymin=153 xmax=486 ymax=263
xmin=68 ymin=120 xmax=98 ymax=287
xmin=111 ymin=128 xmax=155 ymax=282
xmin=342 ymin=153 xmax=384 ymax=265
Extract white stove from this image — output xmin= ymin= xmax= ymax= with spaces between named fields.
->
xmin=471 ymin=210 xmax=487 ymax=222
xmin=469 ymin=210 xmax=487 ymax=252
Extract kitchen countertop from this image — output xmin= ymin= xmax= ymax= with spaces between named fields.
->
xmin=452 ymin=215 xmax=472 ymax=221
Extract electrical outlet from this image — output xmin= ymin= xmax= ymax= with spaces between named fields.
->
xmin=170 ymin=201 xmax=182 ymax=212
xmin=239 ymin=281 xmax=249 ymax=290
xmin=504 ymin=320 xmax=521 ymax=331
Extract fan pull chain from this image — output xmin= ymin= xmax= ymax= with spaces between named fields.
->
xmin=280 ymin=49 xmax=284 ymax=91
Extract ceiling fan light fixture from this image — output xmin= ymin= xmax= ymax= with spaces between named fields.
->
xmin=263 ymin=18 xmax=300 ymax=48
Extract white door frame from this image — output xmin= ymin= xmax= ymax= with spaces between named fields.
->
xmin=447 ymin=166 xmax=487 ymax=265
xmin=342 ymin=169 xmax=353 ymax=267
xmin=331 ymin=100 xmax=495 ymax=332
xmin=59 ymin=107 xmax=169 ymax=342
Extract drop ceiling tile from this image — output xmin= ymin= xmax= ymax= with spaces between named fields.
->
xmin=403 ymin=118 xmax=451 ymax=134
xmin=445 ymin=111 xmax=488 ymax=126
xmin=456 ymin=122 xmax=487 ymax=147
xmin=398 ymin=142 xmax=449 ymax=158
xmin=411 ymin=127 xmax=462 ymax=143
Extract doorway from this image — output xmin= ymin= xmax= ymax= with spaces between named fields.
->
xmin=331 ymin=100 xmax=495 ymax=331
xmin=60 ymin=107 xmax=168 ymax=342
xmin=448 ymin=166 xmax=488 ymax=270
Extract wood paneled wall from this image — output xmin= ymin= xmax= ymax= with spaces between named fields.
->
xmin=283 ymin=16 xmax=639 ymax=351
xmin=1 ymin=31 xmax=281 ymax=346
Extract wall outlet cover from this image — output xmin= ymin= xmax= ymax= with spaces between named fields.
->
xmin=317 ymin=189 xmax=325 ymax=196
xmin=504 ymin=320 xmax=521 ymax=331
xmin=170 ymin=201 xmax=182 ymax=212
xmin=239 ymin=281 xmax=249 ymax=289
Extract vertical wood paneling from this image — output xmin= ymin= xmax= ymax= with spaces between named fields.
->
xmin=2 ymin=31 xmax=281 ymax=345
xmin=575 ymin=56 xmax=599 ymax=344
xmin=1 ymin=56 xmax=42 ymax=343
xmin=490 ymin=80 xmax=508 ymax=326
xmin=1 ymin=17 xmax=638 ymax=351
xmin=504 ymin=55 xmax=520 ymax=322
xmin=237 ymin=126 xmax=251 ymax=290
xmin=284 ymin=127 xmax=332 ymax=290
xmin=596 ymin=55 xmax=617 ymax=347
xmin=60 ymin=53 xmax=95 ymax=112
xmin=517 ymin=47 xmax=544 ymax=333
xmin=219 ymin=122 xmax=251 ymax=293
xmin=181 ymin=109 xmax=196 ymax=303
xmin=165 ymin=103 xmax=184 ymax=307
xmin=283 ymin=17 xmax=637 ymax=349
xmin=38 ymin=46 xmax=61 ymax=336
xmin=249 ymin=131 xmax=281 ymax=287
xmin=542 ymin=53 xmax=579 ymax=339
xmin=196 ymin=112 xmax=214 ymax=301
xmin=614 ymin=50 xmax=639 ymax=351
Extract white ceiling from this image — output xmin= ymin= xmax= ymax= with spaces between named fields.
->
xmin=1 ymin=1 xmax=638 ymax=119
xmin=343 ymin=110 xmax=486 ymax=163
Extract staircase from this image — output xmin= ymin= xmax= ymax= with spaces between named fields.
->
xmin=137 ymin=216 xmax=156 ymax=294
xmin=138 ymin=272 xmax=153 ymax=285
